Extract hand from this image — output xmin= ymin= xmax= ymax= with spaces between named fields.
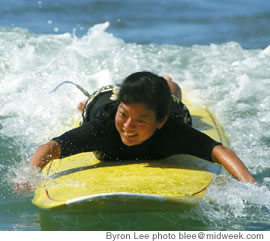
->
xmin=14 ymin=181 xmax=34 ymax=195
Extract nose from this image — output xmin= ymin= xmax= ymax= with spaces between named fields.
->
xmin=123 ymin=117 xmax=136 ymax=129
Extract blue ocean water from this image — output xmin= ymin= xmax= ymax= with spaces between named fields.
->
xmin=1 ymin=0 xmax=270 ymax=231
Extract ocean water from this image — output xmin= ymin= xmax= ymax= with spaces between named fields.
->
xmin=1 ymin=0 xmax=270 ymax=231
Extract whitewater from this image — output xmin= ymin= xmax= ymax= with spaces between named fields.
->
xmin=0 ymin=22 xmax=270 ymax=230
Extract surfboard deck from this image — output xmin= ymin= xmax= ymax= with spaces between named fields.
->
xmin=32 ymin=91 xmax=229 ymax=212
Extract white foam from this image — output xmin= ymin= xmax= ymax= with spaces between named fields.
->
xmin=1 ymin=24 xmax=269 ymax=221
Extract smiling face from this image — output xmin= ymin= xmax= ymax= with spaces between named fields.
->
xmin=115 ymin=102 xmax=167 ymax=146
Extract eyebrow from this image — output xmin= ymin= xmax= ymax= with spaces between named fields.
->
xmin=119 ymin=105 xmax=151 ymax=118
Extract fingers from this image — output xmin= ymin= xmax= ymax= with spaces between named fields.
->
xmin=14 ymin=182 xmax=34 ymax=195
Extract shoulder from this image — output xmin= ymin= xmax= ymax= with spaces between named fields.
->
xmin=155 ymin=116 xmax=188 ymax=144
xmin=158 ymin=115 xmax=206 ymax=145
xmin=80 ymin=117 xmax=115 ymax=135
xmin=163 ymin=115 xmax=191 ymax=132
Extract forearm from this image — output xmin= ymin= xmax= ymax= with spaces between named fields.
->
xmin=30 ymin=140 xmax=61 ymax=170
xmin=211 ymin=145 xmax=256 ymax=183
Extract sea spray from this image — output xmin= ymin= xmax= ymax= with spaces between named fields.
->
xmin=0 ymin=23 xmax=270 ymax=230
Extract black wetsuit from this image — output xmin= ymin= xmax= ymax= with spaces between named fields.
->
xmin=52 ymin=87 xmax=221 ymax=162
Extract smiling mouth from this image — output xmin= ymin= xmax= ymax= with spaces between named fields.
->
xmin=123 ymin=131 xmax=137 ymax=137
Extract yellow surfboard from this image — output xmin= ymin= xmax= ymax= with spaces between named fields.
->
xmin=32 ymin=91 xmax=229 ymax=212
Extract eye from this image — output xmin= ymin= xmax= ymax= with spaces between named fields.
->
xmin=119 ymin=111 xmax=127 ymax=118
xmin=136 ymin=119 xmax=146 ymax=124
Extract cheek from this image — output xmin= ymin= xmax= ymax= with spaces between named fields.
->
xmin=140 ymin=125 xmax=156 ymax=137
xmin=115 ymin=115 xmax=122 ymax=130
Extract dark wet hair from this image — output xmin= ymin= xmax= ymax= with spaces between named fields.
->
xmin=119 ymin=71 xmax=171 ymax=122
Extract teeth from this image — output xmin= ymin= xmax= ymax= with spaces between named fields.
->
xmin=126 ymin=132 xmax=137 ymax=137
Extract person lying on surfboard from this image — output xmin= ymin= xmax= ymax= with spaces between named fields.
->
xmin=30 ymin=71 xmax=255 ymax=184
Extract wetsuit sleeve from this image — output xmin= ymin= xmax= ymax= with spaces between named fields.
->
xmin=160 ymin=120 xmax=222 ymax=162
xmin=52 ymin=120 xmax=109 ymax=158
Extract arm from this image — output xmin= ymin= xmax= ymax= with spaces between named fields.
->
xmin=30 ymin=140 xmax=61 ymax=170
xmin=211 ymin=145 xmax=256 ymax=184
xmin=14 ymin=140 xmax=60 ymax=193
xmin=30 ymin=121 xmax=105 ymax=170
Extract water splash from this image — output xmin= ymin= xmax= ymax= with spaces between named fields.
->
xmin=1 ymin=22 xmax=270 ymax=229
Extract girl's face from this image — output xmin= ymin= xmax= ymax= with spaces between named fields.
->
xmin=115 ymin=102 xmax=167 ymax=146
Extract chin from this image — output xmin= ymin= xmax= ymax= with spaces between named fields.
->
xmin=121 ymin=136 xmax=140 ymax=147
xmin=122 ymin=140 xmax=137 ymax=146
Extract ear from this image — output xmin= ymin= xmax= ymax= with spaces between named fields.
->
xmin=156 ymin=115 xmax=168 ymax=129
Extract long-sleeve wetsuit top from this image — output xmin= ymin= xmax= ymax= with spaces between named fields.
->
xmin=52 ymin=101 xmax=221 ymax=162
